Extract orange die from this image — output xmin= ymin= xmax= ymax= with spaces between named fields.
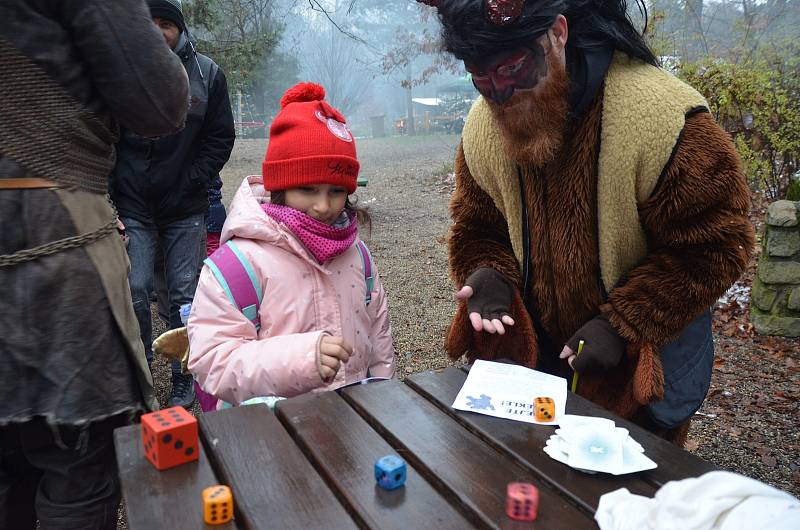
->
xmin=534 ymin=397 xmax=555 ymax=422
xmin=203 ymin=485 xmax=234 ymax=525
xmin=141 ymin=406 xmax=199 ymax=470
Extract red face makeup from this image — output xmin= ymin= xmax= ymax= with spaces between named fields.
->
xmin=465 ymin=39 xmax=551 ymax=105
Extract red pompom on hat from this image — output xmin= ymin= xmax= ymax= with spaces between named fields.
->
xmin=263 ymin=82 xmax=359 ymax=193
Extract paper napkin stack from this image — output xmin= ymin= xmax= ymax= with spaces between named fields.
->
xmin=543 ymin=415 xmax=657 ymax=475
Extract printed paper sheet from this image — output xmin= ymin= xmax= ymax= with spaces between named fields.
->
xmin=452 ymin=360 xmax=568 ymax=425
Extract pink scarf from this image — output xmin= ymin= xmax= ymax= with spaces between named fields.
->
xmin=262 ymin=203 xmax=357 ymax=263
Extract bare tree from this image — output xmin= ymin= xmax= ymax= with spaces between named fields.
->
xmin=681 ymin=0 xmax=707 ymax=60
xmin=185 ymin=0 xmax=283 ymax=89
xmin=301 ymin=26 xmax=371 ymax=117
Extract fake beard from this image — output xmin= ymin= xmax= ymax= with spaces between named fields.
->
xmin=487 ymin=53 xmax=570 ymax=166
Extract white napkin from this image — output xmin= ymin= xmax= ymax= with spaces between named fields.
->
xmin=595 ymin=471 xmax=800 ymax=530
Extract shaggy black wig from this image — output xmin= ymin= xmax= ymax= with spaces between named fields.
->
xmin=436 ymin=0 xmax=657 ymax=66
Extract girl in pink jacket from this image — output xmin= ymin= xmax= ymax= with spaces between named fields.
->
xmin=187 ymin=83 xmax=395 ymax=407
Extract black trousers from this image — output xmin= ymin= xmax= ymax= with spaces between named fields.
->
xmin=0 ymin=415 xmax=126 ymax=530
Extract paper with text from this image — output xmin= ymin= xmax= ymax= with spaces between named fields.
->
xmin=452 ymin=360 xmax=568 ymax=425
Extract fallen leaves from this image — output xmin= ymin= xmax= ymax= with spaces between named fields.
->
xmin=762 ymin=455 xmax=778 ymax=467
xmin=690 ymin=191 xmax=800 ymax=496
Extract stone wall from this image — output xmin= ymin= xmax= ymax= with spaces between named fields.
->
xmin=751 ymin=200 xmax=800 ymax=337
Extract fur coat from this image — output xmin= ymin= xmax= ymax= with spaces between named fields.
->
xmin=446 ymin=56 xmax=754 ymax=443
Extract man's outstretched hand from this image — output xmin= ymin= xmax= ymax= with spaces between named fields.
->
xmin=456 ymin=268 xmax=516 ymax=334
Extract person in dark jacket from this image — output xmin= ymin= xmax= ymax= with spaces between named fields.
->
xmin=0 ymin=1 xmax=189 ymax=528
xmin=206 ymin=174 xmax=227 ymax=255
xmin=110 ymin=0 xmax=236 ymax=409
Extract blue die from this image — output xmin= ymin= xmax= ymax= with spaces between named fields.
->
xmin=374 ymin=455 xmax=406 ymax=490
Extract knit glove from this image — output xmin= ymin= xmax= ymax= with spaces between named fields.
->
xmin=565 ymin=315 xmax=626 ymax=373
xmin=462 ymin=268 xmax=515 ymax=322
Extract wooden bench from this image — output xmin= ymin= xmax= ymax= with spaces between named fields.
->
xmin=114 ymin=367 xmax=716 ymax=529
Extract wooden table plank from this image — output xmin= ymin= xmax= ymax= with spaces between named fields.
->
xmin=275 ymin=390 xmax=478 ymax=530
xmin=456 ymin=365 xmax=717 ymax=487
xmin=114 ymin=424 xmax=238 ymax=530
xmin=341 ymin=379 xmax=596 ymax=530
xmin=198 ymin=405 xmax=358 ymax=530
xmin=406 ymin=368 xmax=658 ymax=512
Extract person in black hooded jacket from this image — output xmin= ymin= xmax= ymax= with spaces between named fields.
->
xmin=110 ymin=0 xmax=235 ymax=409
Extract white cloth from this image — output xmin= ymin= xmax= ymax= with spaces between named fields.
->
xmin=595 ymin=471 xmax=800 ymax=530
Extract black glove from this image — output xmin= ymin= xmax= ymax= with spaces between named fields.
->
xmin=566 ymin=315 xmax=627 ymax=373
xmin=463 ymin=268 xmax=514 ymax=321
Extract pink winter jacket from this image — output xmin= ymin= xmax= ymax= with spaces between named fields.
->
xmin=187 ymin=176 xmax=395 ymax=405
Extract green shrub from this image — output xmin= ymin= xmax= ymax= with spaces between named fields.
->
xmin=679 ymin=49 xmax=799 ymax=200
xmin=787 ymin=175 xmax=800 ymax=201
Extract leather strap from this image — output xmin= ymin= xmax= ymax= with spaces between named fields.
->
xmin=0 ymin=177 xmax=61 ymax=189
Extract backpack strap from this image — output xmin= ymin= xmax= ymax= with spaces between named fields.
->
xmin=204 ymin=240 xmax=263 ymax=330
xmin=355 ymin=240 xmax=375 ymax=305
xmin=210 ymin=240 xmax=373 ymax=409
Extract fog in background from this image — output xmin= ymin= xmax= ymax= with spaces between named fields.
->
xmin=183 ymin=0 xmax=800 ymax=142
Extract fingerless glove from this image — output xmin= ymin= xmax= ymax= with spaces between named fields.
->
xmin=463 ymin=268 xmax=515 ymax=321
xmin=566 ymin=315 xmax=627 ymax=373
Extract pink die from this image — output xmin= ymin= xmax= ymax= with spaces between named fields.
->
xmin=506 ymin=482 xmax=539 ymax=521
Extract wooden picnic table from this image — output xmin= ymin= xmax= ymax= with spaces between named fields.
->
xmin=114 ymin=366 xmax=717 ymax=529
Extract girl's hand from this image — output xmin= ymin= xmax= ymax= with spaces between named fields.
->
xmin=116 ymin=218 xmax=129 ymax=247
xmin=318 ymin=336 xmax=352 ymax=381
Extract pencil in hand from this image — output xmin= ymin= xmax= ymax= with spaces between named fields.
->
xmin=570 ymin=340 xmax=584 ymax=393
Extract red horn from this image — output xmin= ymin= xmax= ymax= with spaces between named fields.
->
xmin=486 ymin=0 xmax=525 ymax=26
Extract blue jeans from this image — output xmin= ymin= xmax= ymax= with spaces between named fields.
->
xmin=122 ymin=214 xmax=204 ymax=374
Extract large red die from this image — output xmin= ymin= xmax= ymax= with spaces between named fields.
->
xmin=506 ymin=482 xmax=539 ymax=521
xmin=141 ymin=406 xmax=199 ymax=470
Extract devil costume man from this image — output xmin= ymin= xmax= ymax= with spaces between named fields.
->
xmin=423 ymin=0 xmax=754 ymax=444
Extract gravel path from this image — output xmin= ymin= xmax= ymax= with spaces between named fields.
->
xmin=132 ymin=134 xmax=797 ymax=529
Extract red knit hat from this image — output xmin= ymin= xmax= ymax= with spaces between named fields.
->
xmin=262 ymin=82 xmax=359 ymax=193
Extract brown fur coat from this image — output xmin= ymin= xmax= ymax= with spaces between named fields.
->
xmin=446 ymin=92 xmax=754 ymax=444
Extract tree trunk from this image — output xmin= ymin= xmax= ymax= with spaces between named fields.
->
xmin=683 ymin=0 xmax=704 ymax=61
xmin=405 ymin=64 xmax=415 ymax=136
